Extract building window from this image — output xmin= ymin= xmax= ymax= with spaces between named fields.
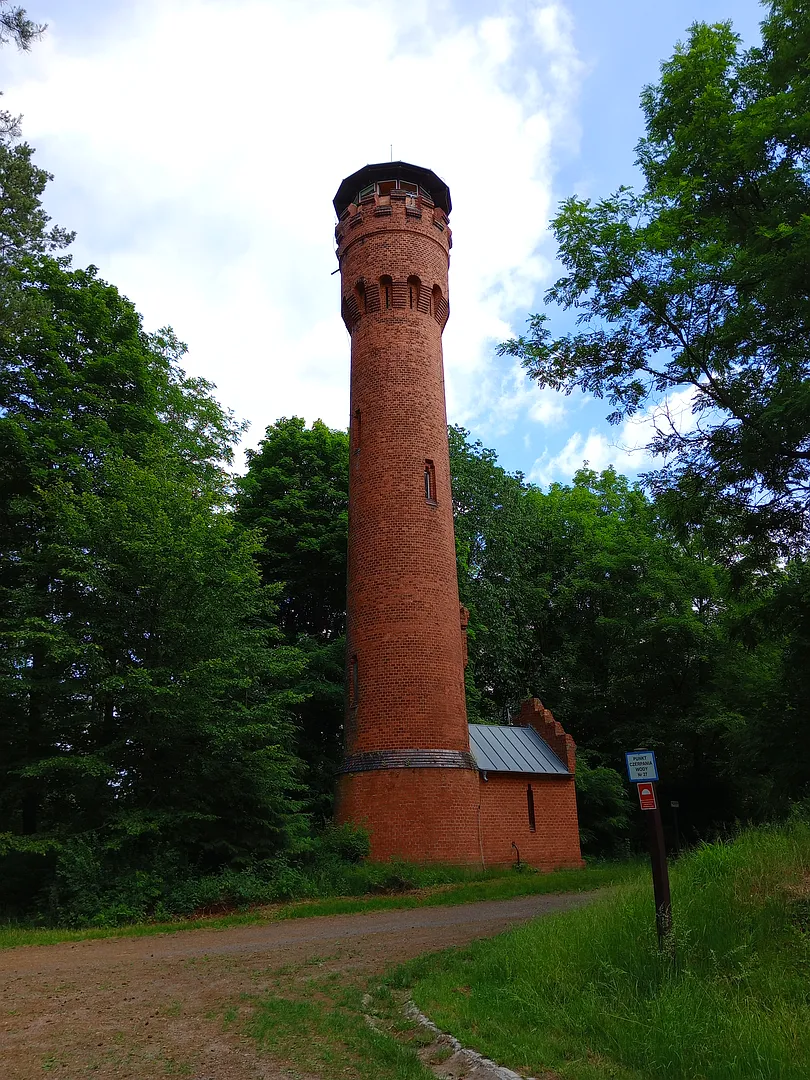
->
xmin=424 ymin=459 xmax=437 ymax=504
xmin=352 ymin=409 xmax=361 ymax=453
xmin=355 ymin=280 xmax=367 ymax=313
xmin=380 ymin=276 xmax=393 ymax=310
xmin=527 ymin=785 xmax=536 ymax=832
xmin=350 ymin=655 xmax=359 ymax=707
xmin=408 ymin=275 xmax=421 ymax=310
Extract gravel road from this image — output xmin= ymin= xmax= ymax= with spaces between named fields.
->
xmin=0 ymin=892 xmax=594 ymax=1079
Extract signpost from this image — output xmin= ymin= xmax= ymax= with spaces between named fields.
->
xmin=625 ymin=750 xmax=659 ymax=782
xmin=638 ymin=783 xmax=657 ymax=811
xmin=671 ymin=800 xmax=681 ymax=855
xmin=625 ymin=748 xmax=672 ymax=951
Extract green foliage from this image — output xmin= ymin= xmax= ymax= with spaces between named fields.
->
xmin=575 ymin=755 xmax=632 ymax=857
xmin=236 ymin=417 xmax=350 ymax=817
xmin=3 ymin=3 xmax=808 ymax=927
xmin=0 ymin=257 xmax=304 ymax=918
xmin=0 ymin=3 xmax=45 ymax=51
xmin=448 ymin=430 xmax=772 ymax=835
xmin=1 ymin=861 xmax=626 ymax=945
xmin=313 ymin=821 xmax=371 ymax=864
xmin=502 ymin=1 xmax=810 ymax=556
xmin=237 ymin=417 xmax=349 ymax=640
xmin=449 ymin=425 xmax=535 ymax=722
xmin=400 ymin=820 xmax=810 ymax=1080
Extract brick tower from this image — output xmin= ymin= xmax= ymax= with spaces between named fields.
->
xmin=333 ymin=162 xmax=481 ymax=863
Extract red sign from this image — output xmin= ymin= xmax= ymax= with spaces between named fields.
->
xmin=638 ymin=783 xmax=657 ymax=811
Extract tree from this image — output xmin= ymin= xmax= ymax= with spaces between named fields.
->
xmin=574 ymin=753 xmax=632 ymax=857
xmin=449 ymin=429 xmax=761 ymax=834
xmin=0 ymin=140 xmax=74 ymax=262
xmin=236 ymin=418 xmax=350 ymax=819
xmin=0 ymin=4 xmax=66 ymax=247
xmin=0 ymin=2 xmax=45 ymax=51
xmin=0 ymin=257 xmax=305 ymax=917
xmin=449 ymin=426 xmax=537 ymax=721
xmin=501 ymin=2 xmax=810 ymax=556
xmin=237 ymin=418 xmax=349 ymax=641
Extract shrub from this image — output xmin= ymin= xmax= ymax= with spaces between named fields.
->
xmin=575 ymin=753 xmax=632 ymax=856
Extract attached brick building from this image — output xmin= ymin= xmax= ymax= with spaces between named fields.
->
xmin=332 ymin=162 xmax=582 ymax=870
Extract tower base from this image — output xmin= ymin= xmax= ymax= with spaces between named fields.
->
xmin=336 ymin=766 xmax=482 ymax=864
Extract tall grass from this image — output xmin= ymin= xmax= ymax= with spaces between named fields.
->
xmin=397 ymin=820 xmax=810 ymax=1080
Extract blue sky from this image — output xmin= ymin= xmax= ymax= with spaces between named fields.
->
xmin=3 ymin=0 xmax=765 ymax=484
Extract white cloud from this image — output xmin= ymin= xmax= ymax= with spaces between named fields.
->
xmin=476 ymin=360 xmax=568 ymax=441
xmin=529 ymin=386 xmax=699 ymax=486
xmin=3 ymin=0 xmax=583 ymax=452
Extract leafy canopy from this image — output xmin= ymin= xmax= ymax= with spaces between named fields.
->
xmin=501 ymin=1 xmax=810 ymax=554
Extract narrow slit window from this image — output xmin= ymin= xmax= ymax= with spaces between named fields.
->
xmin=424 ymin=459 xmax=437 ymax=503
xmin=380 ymin=276 xmax=393 ymax=310
xmin=350 ymin=655 xmax=359 ymax=707
xmin=352 ymin=408 xmax=361 ymax=453
xmin=527 ymin=785 xmax=536 ymax=832
xmin=408 ymin=275 xmax=421 ymax=310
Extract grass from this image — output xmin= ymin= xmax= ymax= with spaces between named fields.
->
xmin=249 ymin=984 xmax=435 ymax=1080
xmin=0 ymin=861 xmax=631 ymax=950
xmin=274 ymin=862 xmax=635 ymax=919
xmin=0 ymin=908 xmax=266 ymax=950
xmin=389 ymin=820 xmax=810 ymax=1080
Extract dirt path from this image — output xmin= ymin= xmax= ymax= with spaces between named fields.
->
xmin=0 ymin=893 xmax=594 ymax=1079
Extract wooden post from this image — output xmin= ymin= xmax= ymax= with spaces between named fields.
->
xmin=645 ymin=783 xmax=672 ymax=950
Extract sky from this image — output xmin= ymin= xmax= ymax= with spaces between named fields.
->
xmin=2 ymin=0 xmax=766 ymax=485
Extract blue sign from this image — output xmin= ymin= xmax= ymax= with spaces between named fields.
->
xmin=625 ymin=750 xmax=659 ymax=783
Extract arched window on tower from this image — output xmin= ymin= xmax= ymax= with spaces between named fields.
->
xmin=408 ymin=276 xmax=421 ymax=310
xmin=352 ymin=408 xmax=361 ymax=453
xmin=355 ymin=280 xmax=367 ymax=314
xmin=424 ymin=459 xmax=437 ymax=504
xmin=380 ymin=276 xmax=393 ymax=311
xmin=433 ymin=284 xmax=443 ymax=320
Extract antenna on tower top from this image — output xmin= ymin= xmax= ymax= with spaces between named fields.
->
xmin=390 ymin=143 xmax=393 ymax=162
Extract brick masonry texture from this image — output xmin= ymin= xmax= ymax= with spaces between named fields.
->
xmin=333 ymin=173 xmax=583 ymax=869
xmin=479 ymin=773 xmax=584 ymax=870
xmin=336 ymin=767 xmax=482 ymax=864
xmin=336 ymin=188 xmax=469 ymax=762
xmin=518 ymin=697 xmax=578 ymax=773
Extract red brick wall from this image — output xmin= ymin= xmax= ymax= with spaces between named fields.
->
xmin=518 ymin=698 xmax=577 ymax=773
xmin=337 ymin=189 xmax=469 ymax=758
xmin=479 ymin=774 xmax=584 ymax=870
xmin=336 ymin=767 xmax=583 ymax=868
xmin=334 ymin=176 xmax=478 ymax=863
xmin=336 ymin=767 xmax=482 ymax=864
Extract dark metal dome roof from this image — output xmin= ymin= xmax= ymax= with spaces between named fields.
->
xmin=333 ymin=161 xmax=451 ymax=217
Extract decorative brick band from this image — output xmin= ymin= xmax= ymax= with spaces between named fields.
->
xmin=339 ymin=749 xmax=478 ymax=774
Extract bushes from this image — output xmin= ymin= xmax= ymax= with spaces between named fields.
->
xmin=575 ymin=754 xmax=632 ymax=856
xmin=3 ymin=820 xmax=511 ymax=928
